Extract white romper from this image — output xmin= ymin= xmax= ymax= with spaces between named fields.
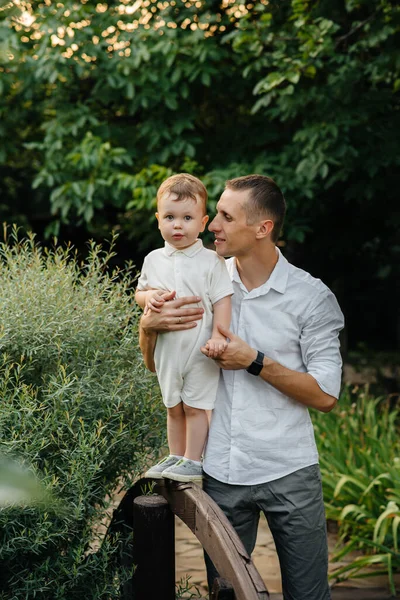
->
xmin=137 ymin=239 xmax=233 ymax=409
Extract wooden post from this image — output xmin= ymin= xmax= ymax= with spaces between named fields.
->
xmin=132 ymin=495 xmax=175 ymax=600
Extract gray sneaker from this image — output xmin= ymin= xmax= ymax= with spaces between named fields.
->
xmin=145 ymin=456 xmax=180 ymax=479
xmin=162 ymin=458 xmax=203 ymax=482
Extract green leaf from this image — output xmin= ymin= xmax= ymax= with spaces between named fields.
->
xmin=201 ymin=71 xmax=211 ymax=86
xmin=126 ymin=82 xmax=135 ymax=99
xmin=334 ymin=475 xmax=368 ymax=498
xmin=165 ymin=96 xmax=178 ymax=110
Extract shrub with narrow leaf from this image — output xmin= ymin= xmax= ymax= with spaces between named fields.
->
xmin=0 ymin=231 xmax=165 ymax=599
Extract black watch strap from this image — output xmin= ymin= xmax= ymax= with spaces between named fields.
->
xmin=246 ymin=350 xmax=264 ymax=376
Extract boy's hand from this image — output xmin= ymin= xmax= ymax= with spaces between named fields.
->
xmin=144 ymin=290 xmax=175 ymax=314
xmin=204 ymin=336 xmax=228 ymax=359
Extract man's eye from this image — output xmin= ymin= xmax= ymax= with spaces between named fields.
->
xmin=184 ymin=216 xmax=192 ymax=221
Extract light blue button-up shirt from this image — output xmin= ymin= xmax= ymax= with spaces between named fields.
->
xmin=203 ymin=249 xmax=344 ymax=485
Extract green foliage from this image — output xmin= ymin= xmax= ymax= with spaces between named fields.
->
xmin=175 ymin=575 xmax=202 ymax=599
xmin=312 ymin=386 xmax=400 ymax=594
xmin=230 ymin=0 xmax=400 ymax=256
xmin=0 ymin=230 xmax=165 ymax=599
xmin=0 ymin=0 xmax=399 ymax=348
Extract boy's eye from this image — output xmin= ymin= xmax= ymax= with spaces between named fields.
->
xmin=165 ymin=215 xmax=174 ymax=221
xmin=184 ymin=216 xmax=192 ymax=221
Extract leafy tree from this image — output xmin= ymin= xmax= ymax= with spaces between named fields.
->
xmin=228 ymin=0 xmax=400 ymax=348
xmin=0 ymin=0 xmax=399 ymax=348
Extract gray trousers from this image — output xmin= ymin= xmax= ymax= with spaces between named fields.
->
xmin=203 ymin=464 xmax=330 ymax=600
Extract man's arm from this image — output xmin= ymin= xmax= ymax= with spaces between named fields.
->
xmin=201 ymin=325 xmax=337 ymax=413
xmin=139 ymin=294 xmax=204 ymax=372
xmin=139 ymin=325 xmax=157 ymax=372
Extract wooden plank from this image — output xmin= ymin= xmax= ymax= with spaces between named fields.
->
xmin=155 ymin=479 xmax=269 ymax=600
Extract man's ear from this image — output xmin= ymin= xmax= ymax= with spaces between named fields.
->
xmin=200 ymin=215 xmax=209 ymax=232
xmin=256 ymin=219 xmax=274 ymax=239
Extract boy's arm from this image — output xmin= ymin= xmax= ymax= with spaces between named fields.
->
xmin=135 ymin=290 xmax=150 ymax=310
xmin=212 ymin=296 xmax=232 ymax=338
xmin=206 ymin=295 xmax=232 ymax=359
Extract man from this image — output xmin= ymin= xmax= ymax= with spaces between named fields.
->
xmin=139 ymin=175 xmax=344 ymax=600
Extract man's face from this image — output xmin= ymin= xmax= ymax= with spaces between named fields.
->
xmin=208 ymin=188 xmax=258 ymax=258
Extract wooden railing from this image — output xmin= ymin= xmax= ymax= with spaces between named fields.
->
xmin=107 ymin=477 xmax=269 ymax=600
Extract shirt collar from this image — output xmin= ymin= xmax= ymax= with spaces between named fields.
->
xmin=231 ymin=247 xmax=289 ymax=295
xmin=163 ymin=238 xmax=204 ymax=258
xmin=268 ymin=247 xmax=289 ymax=294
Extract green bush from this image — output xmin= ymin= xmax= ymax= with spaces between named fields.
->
xmin=0 ymin=231 xmax=165 ymax=599
xmin=312 ymin=386 xmax=400 ymax=595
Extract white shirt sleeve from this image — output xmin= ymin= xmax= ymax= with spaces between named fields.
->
xmin=299 ymin=290 xmax=345 ymax=399
xmin=208 ymin=256 xmax=234 ymax=306
xmin=136 ymin=256 xmax=149 ymax=291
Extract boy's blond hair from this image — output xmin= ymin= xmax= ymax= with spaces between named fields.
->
xmin=157 ymin=173 xmax=208 ymax=214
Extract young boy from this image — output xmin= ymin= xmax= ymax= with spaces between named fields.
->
xmin=135 ymin=173 xmax=233 ymax=482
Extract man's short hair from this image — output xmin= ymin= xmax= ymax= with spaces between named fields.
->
xmin=225 ymin=174 xmax=286 ymax=243
xmin=157 ymin=173 xmax=208 ymax=214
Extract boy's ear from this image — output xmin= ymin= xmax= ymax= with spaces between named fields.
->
xmin=255 ymin=219 xmax=274 ymax=239
xmin=200 ymin=215 xmax=209 ymax=232
xmin=155 ymin=212 xmax=160 ymax=228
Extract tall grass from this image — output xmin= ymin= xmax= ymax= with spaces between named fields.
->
xmin=312 ymin=386 xmax=400 ymax=595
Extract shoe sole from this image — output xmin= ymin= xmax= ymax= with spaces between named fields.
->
xmin=145 ymin=458 xmax=180 ymax=479
xmin=144 ymin=470 xmax=165 ymax=479
xmin=162 ymin=472 xmax=203 ymax=482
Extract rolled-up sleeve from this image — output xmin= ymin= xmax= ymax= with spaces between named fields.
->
xmin=300 ymin=290 xmax=345 ymax=399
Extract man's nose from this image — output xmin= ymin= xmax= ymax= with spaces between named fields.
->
xmin=209 ymin=217 xmax=218 ymax=232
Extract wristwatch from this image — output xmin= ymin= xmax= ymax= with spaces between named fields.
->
xmin=246 ymin=350 xmax=264 ymax=376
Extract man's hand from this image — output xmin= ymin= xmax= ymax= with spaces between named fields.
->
xmin=141 ymin=291 xmax=204 ymax=334
xmin=201 ymin=325 xmax=256 ymax=369
xmin=140 ymin=292 xmax=204 ymax=372
xmin=202 ymin=327 xmax=337 ymax=413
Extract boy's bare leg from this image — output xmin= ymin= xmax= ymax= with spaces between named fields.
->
xmin=167 ymin=403 xmax=186 ymax=456
xmin=182 ymin=403 xmax=209 ymax=461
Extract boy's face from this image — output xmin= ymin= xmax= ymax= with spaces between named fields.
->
xmin=156 ymin=192 xmax=209 ymax=250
